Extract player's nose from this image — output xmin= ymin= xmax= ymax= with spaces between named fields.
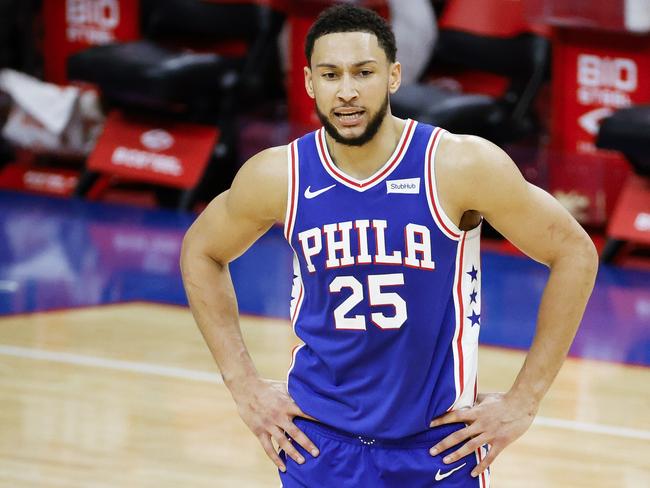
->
xmin=337 ymin=73 xmax=358 ymax=102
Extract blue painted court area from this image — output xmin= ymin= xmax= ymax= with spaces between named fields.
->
xmin=0 ymin=190 xmax=648 ymax=366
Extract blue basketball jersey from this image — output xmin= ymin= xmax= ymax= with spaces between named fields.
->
xmin=284 ymin=120 xmax=482 ymax=439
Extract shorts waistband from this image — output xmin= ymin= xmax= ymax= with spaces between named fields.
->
xmin=293 ymin=417 xmax=464 ymax=449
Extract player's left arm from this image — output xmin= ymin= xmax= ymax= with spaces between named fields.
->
xmin=428 ymin=134 xmax=599 ymax=477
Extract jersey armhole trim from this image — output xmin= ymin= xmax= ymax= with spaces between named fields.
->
xmin=283 ymin=140 xmax=299 ymax=242
xmin=424 ymin=127 xmax=462 ymax=240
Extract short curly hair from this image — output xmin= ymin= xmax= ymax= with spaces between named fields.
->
xmin=305 ymin=4 xmax=397 ymax=66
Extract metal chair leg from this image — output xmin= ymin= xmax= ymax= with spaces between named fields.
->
xmin=601 ymin=238 xmax=625 ymax=263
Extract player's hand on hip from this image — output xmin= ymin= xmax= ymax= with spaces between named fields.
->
xmin=428 ymin=392 xmax=537 ymax=477
xmin=230 ymin=377 xmax=320 ymax=472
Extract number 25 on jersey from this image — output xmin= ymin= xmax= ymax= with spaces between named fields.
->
xmin=329 ymin=273 xmax=407 ymax=330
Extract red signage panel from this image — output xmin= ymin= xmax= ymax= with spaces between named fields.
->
xmin=43 ymin=0 xmax=140 ymax=84
xmin=87 ymin=111 xmax=219 ymax=189
xmin=551 ymin=30 xmax=650 ymax=156
xmin=0 ymin=162 xmax=79 ymax=196
xmin=548 ymin=29 xmax=650 ymax=225
xmin=609 ymin=174 xmax=650 ymax=244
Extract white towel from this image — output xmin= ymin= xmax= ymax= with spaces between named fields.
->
xmin=0 ymin=68 xmax=79 ymax=136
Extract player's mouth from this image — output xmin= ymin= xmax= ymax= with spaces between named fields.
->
xmin=333 ymin=108 xmax=366 ymax=127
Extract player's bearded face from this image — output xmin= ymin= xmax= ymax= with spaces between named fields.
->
xmin=307 ymin=32 xmax=399 ymax=147
xmin=316 ymin=94 xmax=389 ymax=147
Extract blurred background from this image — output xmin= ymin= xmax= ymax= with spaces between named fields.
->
xmin=0 ymin=0 xmax=649 ymax=261
xmin=0 ymin=1 xmax=648 ymax=487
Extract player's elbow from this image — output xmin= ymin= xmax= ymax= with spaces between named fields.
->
xmin=179 ymin=227 xmax=198 ymax=280
xmin=565 ymin=230 xmax=599 ymax=283
xmin=580 ymin=224 xmax=598 ymax=263
xmin=180 ymin=223 xmax=227 ymax=277
xmin=582 ymin=237 xmax=599 ymax=281
xmin=547 ymin=223 xmax=598 ymax=279
xmin=180 ymin=226 xmax=210 ymax=279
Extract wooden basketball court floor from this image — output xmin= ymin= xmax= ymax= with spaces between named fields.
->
xmin=0 ymin=191 xmax=649 ymax=487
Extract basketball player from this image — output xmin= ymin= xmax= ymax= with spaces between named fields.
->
xmin=180 ymin=5 xmax=598 ymax=487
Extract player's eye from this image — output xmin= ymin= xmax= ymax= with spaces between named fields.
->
xmin=322 ymin=72 xmax=338 ymax=80
xmin=359 ymin=70 xmax=373 ymax=77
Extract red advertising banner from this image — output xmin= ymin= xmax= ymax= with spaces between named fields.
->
xmin=43 ymin=0 xmax=140 ymax=84
xmin=0 ymin=162 xmax=79 ymax=196
xmin=87 ymin=111 xmax=219 ymax=189
xmin=548 ymin=29 xmax=650 ymax=224
xmin=552 ymin=30 xmax=650 ymax=157
xmin=609 ymin=174 xmax=650 ymax=244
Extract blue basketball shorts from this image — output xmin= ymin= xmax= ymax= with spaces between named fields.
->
xmin=278 ymin=418 xmax=491 ymax=487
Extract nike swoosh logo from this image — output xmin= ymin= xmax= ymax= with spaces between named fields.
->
xmin=434 ymin=462 xmax=466 ymax=481
xmin=304 ymin=184 xmax=336 ymax=199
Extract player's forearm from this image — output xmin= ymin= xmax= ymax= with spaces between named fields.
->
xmin=507 ymin=241 xmax=598 ymax=407
xmin=180 ymin=251 xmax=260 ymax=391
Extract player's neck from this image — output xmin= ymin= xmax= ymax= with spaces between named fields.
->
xmin=326 ymin=115 xmax=406 ymax=180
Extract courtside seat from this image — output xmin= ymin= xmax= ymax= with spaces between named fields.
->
xmin=596 ymin=105 xmax=650 ymax=262
xmin=596 ymin=105 xmax=650 ymax=176
xmin=67 ymin=0 xmax=285 ymax=209
xmin=67 ymin=0 xmax=284 ymax=120
xmin=391 ymin=31 xmax=550 ymax=145
xmin=391 ymin=84 xmax=506 ymax=140
xmin=67 ymin=41 xmax=241 ymax=118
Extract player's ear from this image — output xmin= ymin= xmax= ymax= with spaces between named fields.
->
xmin=304 ymin=66 xmax=315 ymax=99
xmin=388 ymin=61 xmax=401 ymax=94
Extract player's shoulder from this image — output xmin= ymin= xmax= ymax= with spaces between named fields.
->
xmin=241 ymin=144 xmax=289 ymax=176
xmin=433 ymin=130 xmax=524 ymax=213
xmin=233 ymin=144 xmax=290 ymax=191
xmin=227 ymin=144 xmax=290 ymax=223
xmin=436 ymin=131 xmax=512 ymax=178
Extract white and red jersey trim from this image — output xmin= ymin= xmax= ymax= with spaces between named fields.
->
xmin=474 ymin=445 xmax=490 ymax=487
xmin=284 ymin=140 xmax=300 ymax=242
xmin=424 ymin=127 xmax=462 ymax=241
xmin=284 ymin=140 xmax=306 ymax=383
xmin=316 ymin=119 xmax=417 ymax=192
xmin=287 ymin=253 xmax=306 ymax=378
xmin=427 ymin=126 xmax=482 ymax=412
xmin=289 ymin=253 xmax=305 ymax=327
xmin=449 ymin=225 xmax=482 ymax=411
xmin=452 ymin=232 xmax=468 ymax=403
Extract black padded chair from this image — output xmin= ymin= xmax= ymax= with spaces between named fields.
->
xmin=597 ymin=106 xmax=650 ymax=177
xmin=596 ymin=105 xmax=650 ymax=261
xmin=67 ymin=0 xmax=285 ymax=209
xmin=69 ymin=41 xmax=243 ymax=118
xmin=69 ymin=0 xmax=284 ymax=120
xmin=391 ymin=31 xmax=551 ymax=145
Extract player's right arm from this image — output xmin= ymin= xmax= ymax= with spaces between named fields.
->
xmin=180 ymin=146 xmax=319 ymax=472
